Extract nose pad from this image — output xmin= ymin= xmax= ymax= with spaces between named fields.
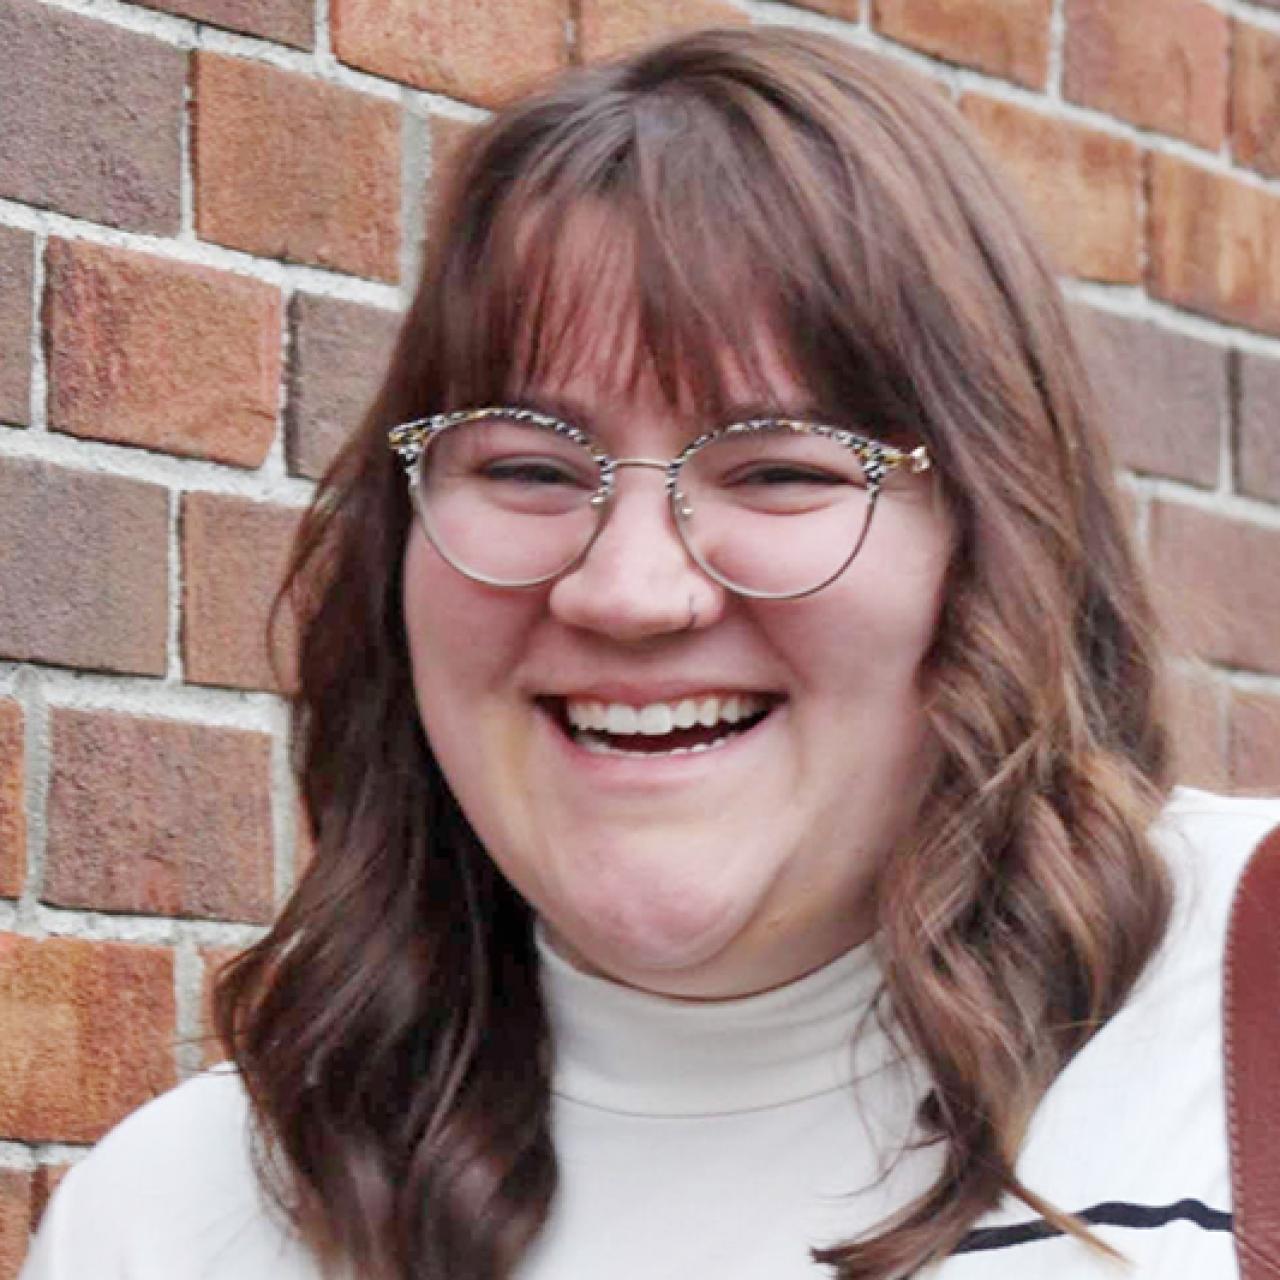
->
xmin=547 ymin=469 xmax=724 ymax=640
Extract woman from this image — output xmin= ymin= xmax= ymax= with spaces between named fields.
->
xmin=23 ymin=26 xmax=1280 ymax=1280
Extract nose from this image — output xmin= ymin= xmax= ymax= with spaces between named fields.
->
xmin=547 ymin=464 xmax=725 ymax=642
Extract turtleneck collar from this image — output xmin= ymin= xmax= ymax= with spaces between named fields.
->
xmin=537 ymin=931 xmax=884 ymax=1118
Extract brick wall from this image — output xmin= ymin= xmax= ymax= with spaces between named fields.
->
xmin=0 ymin=0 xmax=1278 ymax=1267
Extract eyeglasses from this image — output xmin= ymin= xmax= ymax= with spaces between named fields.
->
xmin=387 ymin=406 xmax=931 ymax=601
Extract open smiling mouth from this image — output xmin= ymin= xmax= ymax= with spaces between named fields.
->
xmin=543 ymin=694 xmax=781 ymax=757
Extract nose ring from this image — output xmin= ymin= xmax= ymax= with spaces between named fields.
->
xmin=683 ymin=595 xmax=699 ymax=633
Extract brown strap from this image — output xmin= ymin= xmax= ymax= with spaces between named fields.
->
xmin=1226 ymin=823 xmax=1280 ymax=1280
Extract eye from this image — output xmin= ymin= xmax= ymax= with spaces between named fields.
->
xmin=723 ymin=463 xmax=851 ymax=488
xmin=480 ymin=456 xmax=593 ymax=488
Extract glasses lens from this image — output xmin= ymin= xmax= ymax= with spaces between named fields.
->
xmin=417 ymin=414 xmax=601 ymax=585
xmin=676 ymin=426 xmax=876 ymax=597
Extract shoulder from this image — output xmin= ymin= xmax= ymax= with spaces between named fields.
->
xmin=23 ymin=1067 xmax=318 ymax=1280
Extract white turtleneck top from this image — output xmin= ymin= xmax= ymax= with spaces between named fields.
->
xmin=21 ymin=788 xmax=1280 ymax=1279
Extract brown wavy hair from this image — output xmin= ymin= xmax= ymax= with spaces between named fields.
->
xmin=216 ymin=27 xmax=1174 ymax=1280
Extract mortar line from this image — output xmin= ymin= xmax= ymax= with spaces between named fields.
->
xmin=29 ymin=232 xmax=48 ymax=434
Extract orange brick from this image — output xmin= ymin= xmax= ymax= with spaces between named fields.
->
xmin=578 ymin=0 xmax=749 ymax=62
xmin=332 ymin=0 xmax=569 ymax=108
xmin=961 ymin=96 xmax=1141 ymax=283
xmin=0 ymin=935 xmax=175 ymax=1143
xmin=1233 ymin=22 xmax=1280 ymax=181
xmin=0 ymin=458 xmax=168 ymax=676
xmin=45 ymin=239 xmax=281 ymax=468
xmin=1150 ymin=502 xmax=1280 ymax=676
xmin=182 ymin=493 xmax=303 ymax=693
xmin=1148 ymin=153 xmax=1280 ymax=336
xmin=44 ymin=709 xmax=274 ymax=924
xmin=1230 ymin=690 xmax=1280 ymax=790
xmin=1237 ymin=353 xmax=1280 ymax=504
xmin=874 ymin=0 xmax=1052 ymax=88
xmin=0 ymin=701 xmax=23 ymax=900
xmin=0 ymin=225 xmax=32 ymax=427
xmin=194 ymin=53 xmax=400 ymax=282
xmin=784 ymin=0 xmax=859 ymax=18
xmin=1064 ymin=0 xmax=1228 ymax=150
xmin=133 ymin=0 xmax=312 ymax=48
xmin=1167 ymin=666 xmax=1228 ymax=789
xmin=286 ymin=293 xmax=400 ymax=481
xmin=0 ymin=0 xmax=183 ymax=233
xmin=0 ymin=1169 xmax=32 ymax=1280
xmin=29 ymin=1165 xmax=70 ymax=1236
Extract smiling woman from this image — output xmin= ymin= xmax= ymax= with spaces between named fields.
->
xmin=21 ymin=24 xmax=1280 ymax=1280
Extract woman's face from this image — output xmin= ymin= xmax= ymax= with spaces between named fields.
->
xmin=402 ymin=336 xmax=953 ymax=999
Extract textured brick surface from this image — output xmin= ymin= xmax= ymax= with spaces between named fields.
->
xmin=1148 ymin=154 xmax=1280 ymax=336
xmin=1168 ymin=667 xmax=1228 ymax=789
xmin=874 ymin=0 xmax=1052 ymax=87
xmin=1150 ymin=503 xmax=1280 ymax=675
xmin=1073 ymin=307 xmax=1224 ymax=487
xmin=783 ymin=0 xmax=859 ymax=16
xmin=578 ymin=0 xmax=749 ymax=61
xmin=0 ymin=701 xmax=24 ymax=901
xmin=0 ymin=459 xmax=168 ymax=676
xmin=195 ymin=53 xmax=400 ymax=282
xmin=1230 ymin=690 xmax=1280 ymax=790
xmin=0 ymin=1169 xmax=32 ymax=1280
xmin=961 ymin=96 xmax=1141 ymax=283
xmin=199 ymin=945 xmax=241 ymax=1067
xmin=1238 ymin=354 xmax=1280 ymax=504
xmin=0 ymin=226 xmax=32 ymax=427
xmin=0 ymin=935 xmax=175 ymax=1143
xmin=333 ymin=0 xmax=569 ymax=108
xmin=45 ymin=240 xmax=281 ymax=468
xmin=1233 ymin=22 xmax=1280 ymax=181
xmin=134 ymin=0 xmax=312 ymax=48
xmin=1064 ymin=0 xmax=1228 ymax=149
xmin=287 ymin=293 xmax=400 ymax=481
xmin=0 ymin=0 xmax=183 ymax=233
xmin=29 ymin=1165 xmax=70 ymax=1236
xmin=44 ymin=709 xmax=274 ymax=923
xmin=182 ymin=494 xmax=303 ymax=692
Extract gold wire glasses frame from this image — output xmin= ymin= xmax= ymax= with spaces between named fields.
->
xmin=387 ymin=406 xmax=932 ymax=601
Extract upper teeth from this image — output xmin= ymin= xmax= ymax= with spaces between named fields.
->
xmin=565 ymin=694 xmax=768 ymax=736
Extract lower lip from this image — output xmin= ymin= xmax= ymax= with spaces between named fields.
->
xmin=535 ymin=701 xmax=782 ymax=787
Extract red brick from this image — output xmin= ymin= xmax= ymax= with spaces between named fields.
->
xmin=0 ymin=0 xmax=183 ymax=233
xmin=1230 ymin=689 xmax=1280 ymax=790
xmin=182 ymin=493 xmax=303 ymax=692
xmin=1168 ymin=666 xmax=1229 ymax=789
xmin=29 ymin=1165 xmax=70 ymax=1235
xmin=0 ymin=226 xmax=32 ymax=427
xmin=1233 ymin=23 xmax=1280 ymax=181
xmin=874 ymin=0 xmax=1052 ymax=88
xmin=578 ymin=0 xmax=749 ymax=62
xmin=44 ymin=709 xmax=274 ymax=924
xmin=45 ymin=240 xmax=281 ymax=468
xmin=134 ymin=0 xmax=312 ymax=48
xmin=332 ymin=0 xmax=569 ymax=108
xmin=961 ymin=96 xmax=1142 ymax=283
xmin=783 ymin=0 xmax=859 ymax=18
xmin=194 ymin=53 xmax=400 ymax=282
xmin=0 ymin=1169 xmax=32 ymax=1280
xmin=199 ymin=945 xmax=242 ymax=1068
xmin=1072 ymin=306 xmax=1224 ymax=487
xmin=0 ymin=935 xmax=175 ymax=1143
xmin=1064 ymin=0 xmax=1228 ymax=150
xmin=1148 ymin=153 xmax=1280 ymax=336
xmin=287 ymin=293 xmax=400 ymax=481
xmin=1237 ymin=353 xmax=1280 ymax=504
xmin=0 ymin=701 xmax=23 ymax=901
xmin=0 ymin=459 xmax=168 ymax=676
xmin=1150 ymin=502 xmax=1280 ymax=675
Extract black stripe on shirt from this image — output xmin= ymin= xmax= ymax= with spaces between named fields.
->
xmin=952 ymin=1199 xmax=1232 ymax=1255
